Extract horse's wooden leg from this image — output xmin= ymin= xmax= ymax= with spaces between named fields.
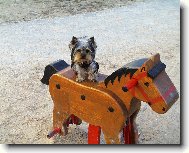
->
xmin=104 ymin=134 xmax=121 ymax=144
xmin=130 ymin=109 xmax=140 ymax=144
xmin=104 ymin=135 xmax=112 ymax=144
xmin=102 ymin=130 xmax=121 ymax=144
xmin=123 ymin=118 xmax=132 ymax=144
xmin=88 ymin=124 xmax=101 ymax=144
xmin=112 ymin=136 xmax=121 ymax=144
xmin=53 ymin=109 xmax=69 ymax=136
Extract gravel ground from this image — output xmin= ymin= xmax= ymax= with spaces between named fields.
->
xmin=0 ymin=0 xmax=180 ymax=144
xmin=0 ymin=0 xmax=136 ymax=24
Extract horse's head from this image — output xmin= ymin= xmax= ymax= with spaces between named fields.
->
xmin=123 ymin=53 xmax=179 ymax=114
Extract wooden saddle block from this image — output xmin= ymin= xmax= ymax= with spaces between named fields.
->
xmin=57 ymin=66 xmax=108 ymax=87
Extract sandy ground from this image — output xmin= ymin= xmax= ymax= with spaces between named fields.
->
xmin=0 ymin=0 xmax=180 ymax=144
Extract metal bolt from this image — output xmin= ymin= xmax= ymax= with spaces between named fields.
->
xmin=144 ymin=82 xmax=149 ymax=87
xmin=108 ymin=106 xmax=114 ymax=112
xmin=81 ymin=95 xmax=85 ymax=100
xmin=56 ymin=84 xmax=60 ymax=89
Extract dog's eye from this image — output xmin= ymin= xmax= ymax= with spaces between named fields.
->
xmin=86 ymin=49 xmax=90 ymax=53
xmin=77 ymin=49 xmax=81 ymax=52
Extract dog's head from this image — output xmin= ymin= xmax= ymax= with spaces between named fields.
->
xmin=69 ymin=36 xmax=97 ymax=65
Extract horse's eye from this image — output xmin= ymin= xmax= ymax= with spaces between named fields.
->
xmin=144 ymin=82 xmax=149 ymax=87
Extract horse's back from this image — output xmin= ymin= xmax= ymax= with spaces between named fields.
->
xmin=56 ymin=66 xmax=107 ymax=87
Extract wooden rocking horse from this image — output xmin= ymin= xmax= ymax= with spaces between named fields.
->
xmin=42 ymin=53 xmax=179 ymax=144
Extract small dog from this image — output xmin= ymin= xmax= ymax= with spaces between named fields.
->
xmin=69 ymin=36 xmax=99 ymax=82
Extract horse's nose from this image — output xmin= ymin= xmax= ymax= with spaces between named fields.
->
xmin=163 ymin=86 xmax=179 ymax=107
xmin=153 ymin=71 xmax=179 ymax=108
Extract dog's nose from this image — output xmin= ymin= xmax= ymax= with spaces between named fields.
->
xmin=81 ymin=54 xmax=86 ymax=58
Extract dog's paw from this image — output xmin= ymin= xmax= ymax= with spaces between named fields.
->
xmin=76 ymin=77 xmax=85 ymax=82
xmin=88 ymin=73 xmax=98 ymax=82
xmin=91 ymin=79 xmax=97 ymax=82
xmin=88 ymin=76 xmax=97 ymax=82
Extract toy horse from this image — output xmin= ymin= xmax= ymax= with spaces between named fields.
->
xmin=43 ymin=53 xmax=179 ymax=144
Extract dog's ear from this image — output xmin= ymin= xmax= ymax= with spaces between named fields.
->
xmin=71 ymin=36 xmax=78 ymax=44
xmin=69 ymin=36 xmax=78 ymax=51
xmin=89 ymin=37 xmax=95 ymax=44
xmin=89 ymin=37 xmax=97 ymax=49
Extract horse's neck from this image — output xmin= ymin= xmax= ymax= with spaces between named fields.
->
xmin=98 ymin=73 xmax=134 ymax=111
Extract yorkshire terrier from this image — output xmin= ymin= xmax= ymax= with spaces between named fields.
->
xmin=69 ymin=36 xmax=99 ymax=82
